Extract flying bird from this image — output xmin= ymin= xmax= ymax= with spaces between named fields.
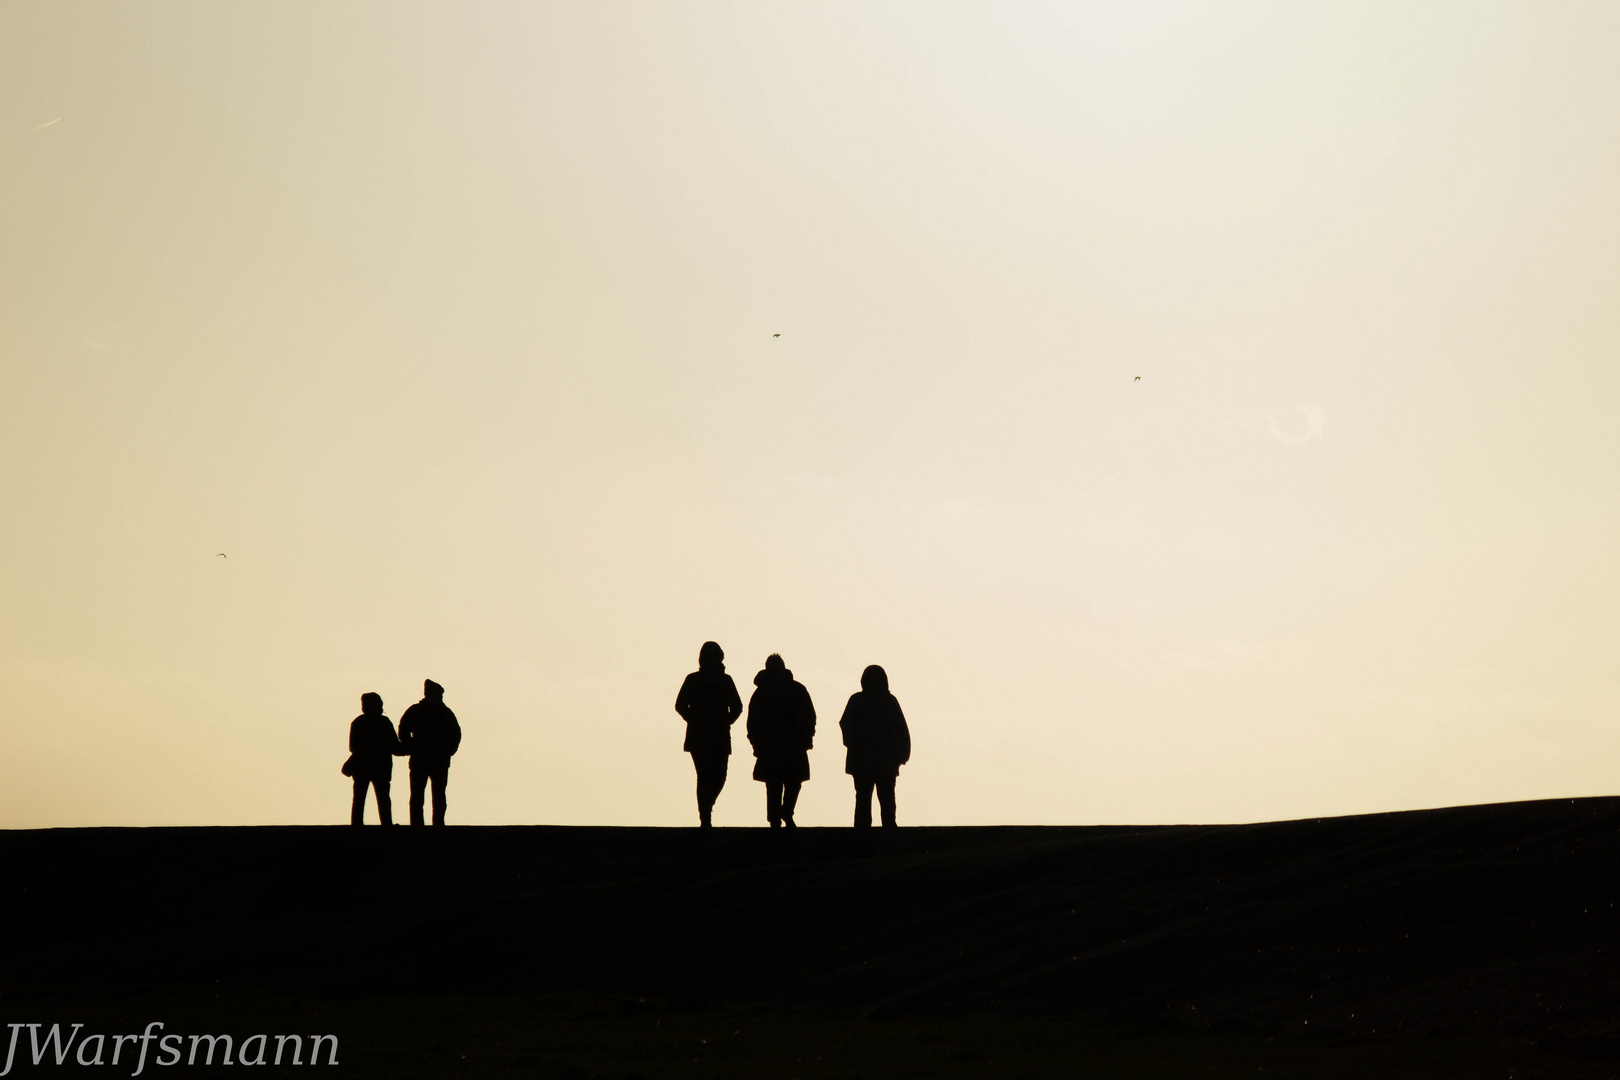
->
xmin=772 ymin=333 xmax=780 ymax=338
xmin=217 ymin=553 xmax=227 ymax=558
xmin=1134 ymin=376 xmax=1141 ymax=381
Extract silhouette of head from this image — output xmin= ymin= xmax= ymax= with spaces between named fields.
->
xmin=698 ymin=641 xmax=724 ymax=671
xmin=765 ymin=653 xmax=785 ymax=674
xmin=360 ymin=692 xmax=383 ymax=716
xmin=424 ymin=679 xmax=445 ymax=701
xmin=861 ymin=665 xmax=889 ymax=694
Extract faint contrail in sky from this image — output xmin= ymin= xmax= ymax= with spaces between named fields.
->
xmin=33 ymin=117 xmax=62 ymax=131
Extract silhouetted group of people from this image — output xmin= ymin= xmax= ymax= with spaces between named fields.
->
xmin=343 ymin=679 xmax=463 ymax=826
xmin=341 ymin=650 xmax=909 ymax=829
xmin=674 ymin=642 xmax=912 ymax=828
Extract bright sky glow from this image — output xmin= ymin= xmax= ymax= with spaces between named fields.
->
xmin=4 ymin=1 xmax=1619 ymax=826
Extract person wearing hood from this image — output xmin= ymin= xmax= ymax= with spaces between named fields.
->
xmin=674 ymin=641 xmax=743 ymax=828
xmin=838 ymin=664 xmax=911 ymax=828
xmin=746 ymin=653 xmax=816 ymax=828
xmin=398 ymin=678 xmax=462 ymax=826
xmin=346 ymin=692 xmax=403 ymax=826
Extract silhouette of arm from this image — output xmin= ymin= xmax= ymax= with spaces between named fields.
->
xmin=386 ymin=719 xmax=403 ymax=755
xmin=674 ymin=674 xmax=697 ymax=721
xmin=349 ymin=718 xmax=363 ymax=754
xmin=445 ymin=708 xmax=462 ymax=757
xmin=397 ymin=705 xmax=416 ymax=755
xmin=723 ymin=676 xmax=742 ymax=727
xmin=892 ymin=698 xmax=911 ymax=767
xmin=839 ymin=694 xmax=859 ymax=748
xmin=745 ymin=688 xmax=763 ymax=750
xmin=798 ymin=684 xmax=816 ymax=749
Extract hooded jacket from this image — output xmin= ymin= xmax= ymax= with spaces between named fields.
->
xmin=746 ymin=666 xmax=816 ymax=783
xmin=839 ymin=691 xmax=911 ymax=778
xmin=349 ymin=713 xmax=402 ymax=779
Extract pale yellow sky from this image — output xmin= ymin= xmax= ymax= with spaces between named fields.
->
xmin=3 ymin=1 xmax=1619 ymax=827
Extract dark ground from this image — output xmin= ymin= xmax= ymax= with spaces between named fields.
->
xmin=4 ymin=797 xmax=1620 ymax=1077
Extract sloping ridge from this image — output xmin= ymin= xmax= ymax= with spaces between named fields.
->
xmin=3 ymin=797 xmax=1617 ymax=1038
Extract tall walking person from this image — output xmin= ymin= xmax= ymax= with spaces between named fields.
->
xmin=675 ymin=641 xmax=743 ymax=828
xmin=399 ymin=679 xmax=462 ymax=826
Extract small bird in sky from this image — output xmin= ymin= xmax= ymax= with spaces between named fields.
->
xmin=1134 ymin=376 xmax=1141 ymax=381
xmin=217 ymin=553 xmax=227 ymax=559
xmin=773 ymin=333 xmax=781 ymax=338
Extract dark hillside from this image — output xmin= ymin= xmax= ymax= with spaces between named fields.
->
xmin=3 ymin=798 xmax=1618 ymax=1076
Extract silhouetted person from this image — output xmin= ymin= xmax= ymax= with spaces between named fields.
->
xmin=747 ymin=653 xmax=815 ymax=828
xmin=398 ymin=679 xmax=462 ymax=826
xmin=674 ymin=641 xmax=742 ymax=828
xmin=839 ymin=665 xmax=911 ymax=828
xmin=348 ymin=692 xmax=402 ymax=826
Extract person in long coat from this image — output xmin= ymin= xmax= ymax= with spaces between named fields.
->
xmin=838 ymin=665 xmax=911 ymax=827
xmin=674 ymin=641 xmax=743 ymax=828
xmin=398 ymin=679 xmax=462 ymax=826
xmin=746 ymin=653 xmax=816 ymax=828
xmin=348 ymin=692 xmax=403 ymax=826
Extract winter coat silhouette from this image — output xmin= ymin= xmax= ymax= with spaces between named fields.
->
xmin=746 ymin=654 xmax=816 ymax=827
xmin=348 ymin=692 xmax=402 ymax=826
xmin=839 ymin=665 xmax=911 ymax=827
xmin=398 ymin=679 xmax=462 ymax=826
xmin=675 ymin=650 xmax=743 ymax=756
xmin=399 ymin=686 xmax=462 ymax=761
xmin=674 ymin=641 xmax=743 ymax=827
xmin=747 ymin=660 xmax=815 ymax=784
xmin=350 ymin=709 xmax=402 ymax=780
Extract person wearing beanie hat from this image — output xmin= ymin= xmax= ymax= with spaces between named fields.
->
xmin=398 ymin=678 xmax=463 ymax=826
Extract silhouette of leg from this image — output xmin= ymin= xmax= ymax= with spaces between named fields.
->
xmin=853 ymin=775 xmax=875 ymax=827
xmin=351 ymin=778 xmax=369 ymax=826
xmin=375 ymin=777 xmax=393 ymax=826
xmin=693 ymin=752 xmax=727 ymax=826
xmin=766 ymin=780 xmax=783 ymax=826
xmin=876 ymin=776 xmax=897 ymax=827
xmin=431 ymin=765 xmax=449 ymax=826
xmin=690 ymin=752 xmax=707 ymax=825
xmin=782 ymin=781 xmax=802 ymax=826
xmin=711 ymin=754 xmax=727 ymax=815
xmin=409 ymin=765 xmax=428 ymax=827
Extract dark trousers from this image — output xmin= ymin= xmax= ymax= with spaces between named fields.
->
xmin=765 ymin=780 xmax=802 ymax=825
xmin=409 ymin=759 xmax=450 ymax=826
xmin=853 ymin=773 xmax=897 ymax=828
xmin=351 ymin=776 xmax=392 ymax=826
xmin=691 ymin=751 xmax=728 ymax=825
